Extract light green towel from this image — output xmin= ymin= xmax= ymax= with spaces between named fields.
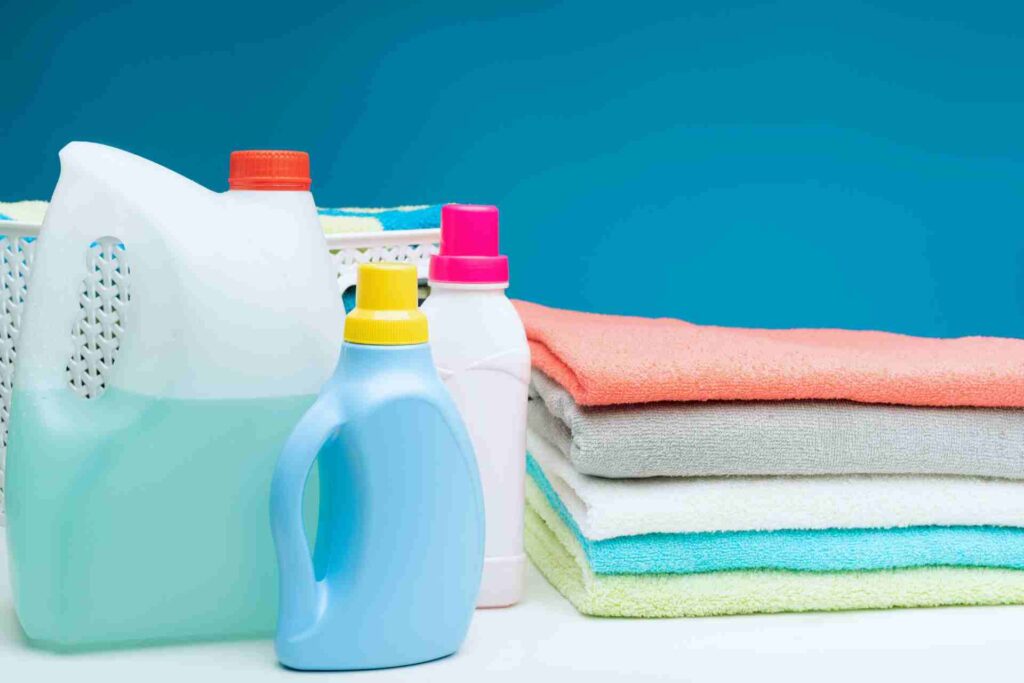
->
xmin=526 ymin=490 xmax=1024 ymax=618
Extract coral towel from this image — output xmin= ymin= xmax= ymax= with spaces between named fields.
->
xmin=512 ymin=300 xmax=1024 ymax=408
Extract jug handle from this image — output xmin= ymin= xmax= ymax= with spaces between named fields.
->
xmin=270 ymin=397 xmax=338 ymax=635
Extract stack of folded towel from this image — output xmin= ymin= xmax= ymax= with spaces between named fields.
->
xmin=515 ymin=300 xmax=1024 ymax=617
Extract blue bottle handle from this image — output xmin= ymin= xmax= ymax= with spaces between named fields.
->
xmin=270 ymin=398 xmax=339 ymax=636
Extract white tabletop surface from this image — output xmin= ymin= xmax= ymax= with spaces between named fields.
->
xmin=2 ymin=528 xmax=1023 ymax=682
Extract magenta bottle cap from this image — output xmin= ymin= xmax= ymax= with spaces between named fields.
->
xmin=429 ymin=204 xmax=510 ymax=284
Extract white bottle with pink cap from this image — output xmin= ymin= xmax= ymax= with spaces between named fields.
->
xmin=421 ymin=204 xmax=530 ymax=608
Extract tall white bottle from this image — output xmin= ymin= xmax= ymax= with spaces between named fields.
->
xmin=421 ymin=204 xmax=530 ymax=608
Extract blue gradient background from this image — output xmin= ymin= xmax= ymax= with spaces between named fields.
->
xmin=2 ymin=1 xmax=1022 ymax=337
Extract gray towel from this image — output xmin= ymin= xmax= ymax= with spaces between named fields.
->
xmin=529 ymin=370 xmax=1024 ymax=479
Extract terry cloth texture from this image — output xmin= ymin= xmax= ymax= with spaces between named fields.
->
xmin=526 ymin=463 xmax=1024 ymax=574
xmin=524 ymin=499 xmax=1024 ymax=618
xmin=317 ymin=205 xmax=441 ymax=234
xmin=529 ymin=370 xmax=1024 ymax=479
xmin=512 ymin=300 xmax=1024 ymax=408
xmin=527 ymin=430 xmax=1024 ymax=540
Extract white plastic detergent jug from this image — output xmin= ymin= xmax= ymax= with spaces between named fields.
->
xmin=5 ymin=142 xmax=343 ymax=649
xmin=421 ymin=204 xmax=530 ymax=608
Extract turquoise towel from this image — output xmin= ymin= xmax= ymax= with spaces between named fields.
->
xmin=526 ymin=454 xmax=1024 ymax=574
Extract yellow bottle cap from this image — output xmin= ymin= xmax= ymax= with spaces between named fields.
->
xmin=344 ymin=263 xmax=428 ymax=345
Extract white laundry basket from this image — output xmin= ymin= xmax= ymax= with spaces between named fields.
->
xmin=0 ymin=219 xmax=441 ymax=524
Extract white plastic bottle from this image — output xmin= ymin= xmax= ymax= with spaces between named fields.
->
xmin=421 ymin=204 xmax=530 ymax=608
xmin=6 ymin=143 xmax=344 ymax=648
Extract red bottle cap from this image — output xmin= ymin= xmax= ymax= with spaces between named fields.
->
xmin=228 ymin=150 xmax=311 ymax=191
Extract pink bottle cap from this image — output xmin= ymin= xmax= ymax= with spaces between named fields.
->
xmin=429 ymin=204 xmax=510 ymax=284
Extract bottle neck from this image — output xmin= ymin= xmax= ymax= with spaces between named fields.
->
xmin=428 ymin=280 xmax=509 ymax=295
xmin=226 ymin=189 xmax=311 ymax=202
xmin=335 ymin=341 xmax=435 ymax=378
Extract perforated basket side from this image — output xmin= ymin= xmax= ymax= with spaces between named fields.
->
xmin=328 ymin=229 xmax=440 ymax=306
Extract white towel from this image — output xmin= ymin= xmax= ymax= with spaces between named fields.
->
xmin=528 ymin=430 xmax=1024 ymax=540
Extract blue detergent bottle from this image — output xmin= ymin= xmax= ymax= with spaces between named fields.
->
xmin=270 ymin=262 xmax=485 ymax=671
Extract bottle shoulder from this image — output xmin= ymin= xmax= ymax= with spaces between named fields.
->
xmin=326 ymin=374 xmax=472 ymax=454
xmin=421 ymin=289 xmax=521 ymax=318
xmin=422 ymin=292 xmax=528 ymax=367
xmin=326 ymin=362 xmax=453 ymax=412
